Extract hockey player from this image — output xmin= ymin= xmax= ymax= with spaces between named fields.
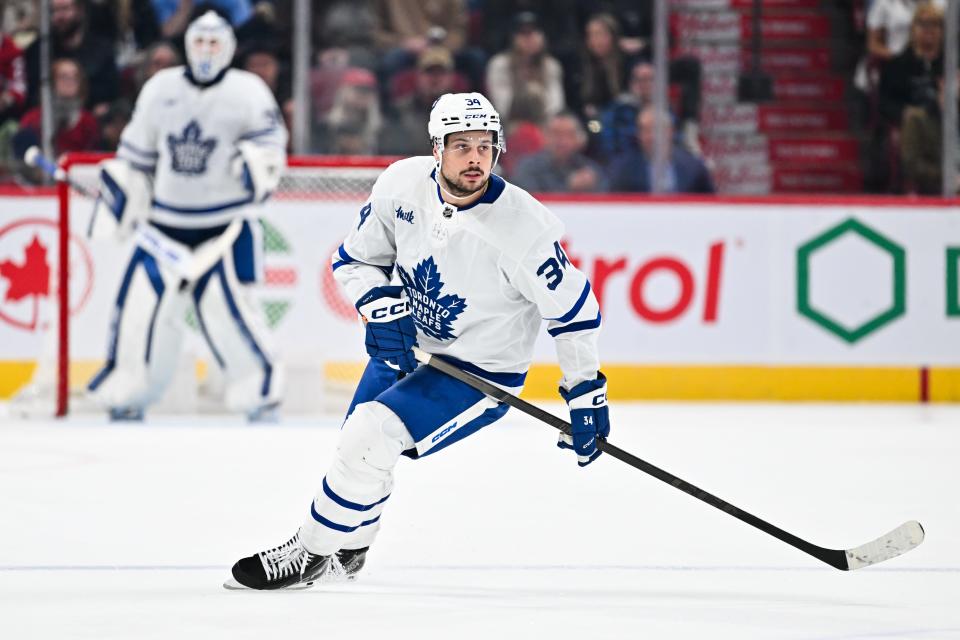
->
xmin=86 ymin=11 xmax=287 ymax=421
xmin=226 ymin=93 xmax=608 ymax=589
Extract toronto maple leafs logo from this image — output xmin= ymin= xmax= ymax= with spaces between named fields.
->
xmin=167 ymin=120 xmax=217 ymax=174
xmin=397 ymin=257 xmax=467 ymax=341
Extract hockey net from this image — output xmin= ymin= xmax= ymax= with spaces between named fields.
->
xmin=8 ymin=154 xmax=394 ymax=417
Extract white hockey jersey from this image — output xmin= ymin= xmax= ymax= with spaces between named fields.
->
xmin=333 ymin=156 xmax=602 ymax=390
xmin=116 ymin=67 xmax=288 ymax=229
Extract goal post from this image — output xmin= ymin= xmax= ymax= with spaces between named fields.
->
xmin=36 ymin=153 xmax=396 ymax=417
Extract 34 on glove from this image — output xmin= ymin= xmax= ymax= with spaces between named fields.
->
xmin=557 ymin=373 xmax=610 ymax=466
xmin=356 ymin=286 xmax=418 ymax=373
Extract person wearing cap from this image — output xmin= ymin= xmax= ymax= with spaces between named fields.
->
xmin=379 ymin=46 xmax=458 ymax=155
xmin=485 ymin=11 xmax=565 ymax=123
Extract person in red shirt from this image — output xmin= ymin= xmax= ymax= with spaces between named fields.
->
xmin=0 ymin=32 xmax=26 ymax=123
xmin=14 ymin=57 xmax=99 ymax=164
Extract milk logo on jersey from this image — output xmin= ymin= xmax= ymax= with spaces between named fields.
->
xmin=395 ymin=206 xmax=414 ymax=224
xmin=397 ymin=257 xmax=467 ymax=341
xmin=167 ymin=120 xmax=217 ymax=174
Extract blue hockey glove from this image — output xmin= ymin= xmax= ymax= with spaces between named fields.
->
xmin=356 ymin=286 xmax=418 ymax=373
xmin=557 ymin=373 xmax=610 ymax=467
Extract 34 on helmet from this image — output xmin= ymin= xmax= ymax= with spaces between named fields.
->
xmin=185 ymin=11 xmax=236 ymax=83
xmin=428 ymin=93 xmax=506 ymax=157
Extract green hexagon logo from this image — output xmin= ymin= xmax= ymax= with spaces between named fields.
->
xmin=797 ymin=218 xmax=906 ymax=343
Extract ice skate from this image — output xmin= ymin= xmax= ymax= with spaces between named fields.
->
xmin=330 ymin=547 xmax=369 ymax=580
xmin=224 ymin=531 xmax=330 ymax=590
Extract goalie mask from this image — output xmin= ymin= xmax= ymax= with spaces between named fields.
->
xmin=185 ymin=11 xmax=236 ymax=83
xmin=428 ymin=93 xmax=505 ymax=167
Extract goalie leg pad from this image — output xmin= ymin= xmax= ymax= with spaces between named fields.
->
xmin=193 ymin=249 xmax=282 ymax=414
xmin=89 ymin=159 xmax=152 ymax=240
xmin=300 ymin=401 xmax=414 ymax=555
xmin=87 ymin=248 xmax=187 ymax=409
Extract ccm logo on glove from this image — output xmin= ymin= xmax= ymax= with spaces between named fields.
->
xmin=367 ymin=301 xmax=410 ymax=321
xmin=356 ymin=286 xmax=419 ymax=373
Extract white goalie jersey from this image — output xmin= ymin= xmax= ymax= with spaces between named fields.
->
xmin=115 ymin=66 xmax=288 ymax=229
xmin=333 ymin=156 xmax=602 ymax=389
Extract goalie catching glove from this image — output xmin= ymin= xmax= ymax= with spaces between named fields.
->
xmin=557 ymin=373 xmax=610 ymax=466
xmin=356 ymin=286 xmax=419 ymax=373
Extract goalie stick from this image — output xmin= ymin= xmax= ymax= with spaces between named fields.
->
xmin=25 ymin=146 xmax=242 ymax=283
xmin=24 ymin=146 xmax=99 ymax=199
xmin=412 ymin=347 xmax=925 ymax=571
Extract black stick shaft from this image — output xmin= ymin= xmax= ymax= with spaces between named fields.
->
xmin=416 ymin=351 xmax=848 ymax=570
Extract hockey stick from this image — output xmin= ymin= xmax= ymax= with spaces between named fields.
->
xmin=26 ymin=146 xmax=241 ymax=283
xmin=411 ymin=347 xmax=925 ymax=571
xmin=24 ymin=146 xmax=99 ymax=199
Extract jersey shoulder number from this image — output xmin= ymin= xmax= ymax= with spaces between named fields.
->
xmin=536 ymin=241 xmax=570 ymax=291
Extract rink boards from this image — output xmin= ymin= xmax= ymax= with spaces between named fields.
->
xmin=0 ymin=191 xmax=958 ymax=402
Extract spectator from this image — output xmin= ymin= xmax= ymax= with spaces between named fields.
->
xmin=485 ymin=11 xmax=565 ymax=123
xmin=151 ymin=0 xmax=253 ymax=39
xmin=316 ymin=0 xmax=377 ymax=70
xmin=478 ymin=0 xmax=580 ymax=63
xmin=568 ymin=12 xmax=632 ymax=120
xmin=239 ymin=39 xmax=290 ymax=106
xmin=14 ymin=58 xmax=99 ymax=166
xmin=379 ymin=46 xmax=457 ymax=156
xmin=134 ymin=39 xmax=182 ymax=95
xmin=24 ymin=0 xmax=119 ymax=115
xmin=878 ymin=1 xmax=945 ymax=128
xmin=373 ymin=0 xmax=484 ymax=91
xmin=498 ymin=85 xmax=547 ymax=177
xmin=316 ymin=67 xmax=382 ymax=155
xmin=96 ymin=100 xmax=132 ymax=151
xmin=0 ymin=29 xmax=26 ymax=124
xmin=608 ymin=106 xmax=714 ymax=193
xmin=85 ymin=0 xmax=160 ymax=62
xmin=596 ymin=58 xmax=652 ymax=156
xmin=511 ymin=112 xmax=607 ymax=193
xmin=867 ymin=0 xmax=946 ymax=61
xmin=901 ymin=75 xmax=959 ymax=195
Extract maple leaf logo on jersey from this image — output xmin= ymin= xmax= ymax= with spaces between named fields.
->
xmin=167 ymin=120 xmax=217 ymax=174
xmin=397 ymin=257 xmax=467 ymax=341
xmin=0 ymin=235 xmax=49 ymax=302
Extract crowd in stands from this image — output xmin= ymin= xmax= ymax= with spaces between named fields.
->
xmin=860 ymin=0 xmax=958 ymax=195
xmin=0 ymin=0 xmax=715 ymax=194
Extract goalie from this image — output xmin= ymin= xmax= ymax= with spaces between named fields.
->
xmin=86 ymin=11 xmax=287 ymax=421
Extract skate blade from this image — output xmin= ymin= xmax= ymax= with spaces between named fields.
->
xmin=222 ymin=577 xmax=316 ymax=591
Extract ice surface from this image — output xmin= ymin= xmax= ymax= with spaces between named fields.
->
xmin=0 ymin=402 xmax=958 ymax=639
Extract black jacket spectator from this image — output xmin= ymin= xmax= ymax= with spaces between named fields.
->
xmin=878 ymin=45 xmax=943 ymax=127
xmin=25 ymin=0 xmax=119 ymax=112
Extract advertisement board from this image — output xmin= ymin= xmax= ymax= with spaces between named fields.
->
xmin=1 ymin=194 xmax=957 ymax=401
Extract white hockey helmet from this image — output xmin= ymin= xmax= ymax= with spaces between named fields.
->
xmin=185 ymin=11 xmax=236 ymax=83
xmin=428 ymin=92 xmax=506 ymax=155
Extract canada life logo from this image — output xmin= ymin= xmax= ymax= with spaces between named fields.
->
xmin=0 ymin=218 xmax=94 ymax=331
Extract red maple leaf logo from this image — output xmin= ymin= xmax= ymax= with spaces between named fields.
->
xmin=0 ymin=235 xmax=51 ymax=302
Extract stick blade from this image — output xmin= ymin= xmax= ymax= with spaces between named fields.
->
xmin=844 ymin=520 xmax=925 ymax=570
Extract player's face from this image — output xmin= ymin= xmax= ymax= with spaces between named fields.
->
xmin=435 ymin=131 xmax=495 ymax=197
